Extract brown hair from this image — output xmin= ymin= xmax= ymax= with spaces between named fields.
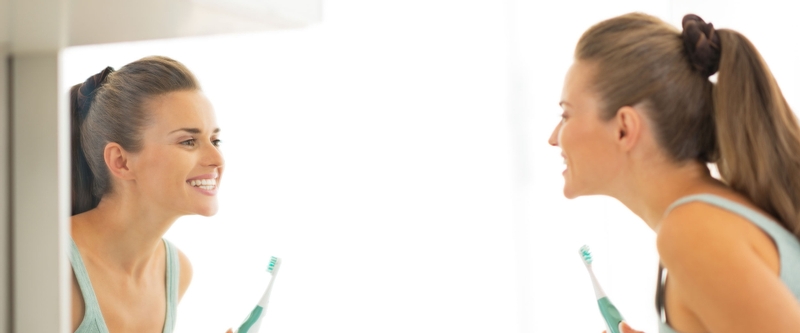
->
xmin=70 ymin=56 xmax=199 ymax=215
xmin=575 ymin=13 xmax=800 ymax=239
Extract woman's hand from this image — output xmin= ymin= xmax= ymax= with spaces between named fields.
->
xmin=225 ymin=329 xmax=233 ymax=333
xmin=602 ymin=321 xmax=644 ymax=333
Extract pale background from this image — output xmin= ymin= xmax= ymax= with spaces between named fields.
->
xmin=62 ymin=1 xmax=799 ymax=332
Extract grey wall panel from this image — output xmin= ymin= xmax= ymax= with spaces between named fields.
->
xmin=0 ymin=44 xmax=10 ymax=333
xmin=11 ymin=53 xmax=69 ymax=333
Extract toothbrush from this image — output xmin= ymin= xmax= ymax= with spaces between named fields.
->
xmin=579 ymin=245 xmax=624 ymax=333
xmin=236 ymin=256 xmax=282 ymax=333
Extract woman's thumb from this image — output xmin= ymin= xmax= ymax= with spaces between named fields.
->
xmin=619 ymin=321 xmax=644 ymax=333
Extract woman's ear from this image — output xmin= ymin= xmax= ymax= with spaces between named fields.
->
xmin=104 ymin=142 xmax=135 ymax=181
xmin=614 ymin=105 xmax=643 ymax=152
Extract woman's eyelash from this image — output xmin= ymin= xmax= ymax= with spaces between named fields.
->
xmin=180 ymin=138 xmax=222 ymax=147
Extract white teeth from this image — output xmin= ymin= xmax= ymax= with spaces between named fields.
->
xmin=187 ymin=178 xmax=217 ymax=188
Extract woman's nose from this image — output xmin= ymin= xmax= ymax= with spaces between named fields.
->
xmin=548 ymin=122 xmax=561 ymax=146
xmin=203 ymin=142 xmax=224 ymax=167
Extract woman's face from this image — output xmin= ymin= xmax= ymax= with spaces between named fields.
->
xmin=548 ymin=61 xmax=624 ymax=198
xmin=130 ymin=90 xmax=224 ymax=217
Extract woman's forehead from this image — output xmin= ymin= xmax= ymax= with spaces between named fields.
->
xmin=144 ymin=91 xmax=218 ymax=132
xmin=562 ymin=61 xmax=598 ymax=108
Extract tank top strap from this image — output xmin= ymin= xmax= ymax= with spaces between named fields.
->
xmin=162 ymin=238 xmax=181 ymax=333
xmin=69 ymin=237 xmax=111 ymax=333
xmin=665 ymin=194 xmax=773 ymax=227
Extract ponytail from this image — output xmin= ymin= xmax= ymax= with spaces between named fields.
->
xmin=70 ymin=83 xmax=98 ymax=215
xmin=70 ymin=66 xmax=113 ymax=215
xmin=713 ymin=30 xmax=800 ymax=237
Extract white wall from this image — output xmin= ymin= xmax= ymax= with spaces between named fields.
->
xmin=64 ymin=1 xmax=518 ymax=332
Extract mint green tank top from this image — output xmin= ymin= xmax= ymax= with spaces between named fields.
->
xmin=657 ymin=194 xmax=800 ymax=333
xmin=69 ymin=238 xmax=180 ymax=333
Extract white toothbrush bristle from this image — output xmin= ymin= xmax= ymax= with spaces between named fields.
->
xmin=579 ymin=245 xmax=593 ymax=265
xmin=267 ymin=256 xmax=282 ymax=275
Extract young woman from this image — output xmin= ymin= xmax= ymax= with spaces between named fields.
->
xmin=70 ymin=56 xmax=224 ymax=332
xmin=548 ymin=13 xmax=800 ymax=333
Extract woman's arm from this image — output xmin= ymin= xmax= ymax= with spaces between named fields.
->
xmin=658 ymin=202 xmax=800 ymax=332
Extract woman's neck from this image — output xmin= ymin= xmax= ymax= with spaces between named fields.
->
xmin=71 ymin=194 xmax=179 ymax=278
xmin=612 ymin=159 xmax=724 ymax=232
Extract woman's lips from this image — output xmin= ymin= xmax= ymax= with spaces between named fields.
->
xmin=186 ymin=173 xmax=218 ymax=181
xmin=189 ymin=184 xmax=218 ymax=196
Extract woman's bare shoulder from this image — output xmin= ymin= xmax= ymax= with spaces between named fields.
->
xmin=656 ymin=196 xmax=798 ymax=332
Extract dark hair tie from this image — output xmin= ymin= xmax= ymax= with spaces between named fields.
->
xmin=682 ymin=14 xmax=721 ymax=77
xmin=76 ymin=66 xmax=115 ymax=120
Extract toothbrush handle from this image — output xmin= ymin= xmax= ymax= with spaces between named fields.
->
xmin=236 ymin=305 xmax=264 ymax=333
xmin=598 ymin=297 xmax=624 ymax=333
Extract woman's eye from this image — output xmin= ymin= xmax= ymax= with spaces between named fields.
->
xmin=212 ymin=139 xmax=222 ymax=147
xmin=180 ymin=139 xmax=196 ymax=147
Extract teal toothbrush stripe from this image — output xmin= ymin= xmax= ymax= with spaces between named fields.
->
xmin=598 ymin=297 xmax=624 ymax=333
xmin=237 ymin=305 xmax=264 ymax=333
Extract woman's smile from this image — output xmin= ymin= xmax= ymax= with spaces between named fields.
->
xmin=186 ymin=173 xmax=219 ymax=196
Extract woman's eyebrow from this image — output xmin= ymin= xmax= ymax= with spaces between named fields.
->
xmin=168 ymin=128 xmax=221 ymax=135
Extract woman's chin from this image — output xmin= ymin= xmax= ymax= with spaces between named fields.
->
xmin=563 ymin=188 xmax=579 ymax=199
xmin=198 ymin=208 xmax=218 ymax=217
xmin=192 ymin=203 xmax=219 ymax=217
xmin=562 ymin=182 xmax=581 ymax=199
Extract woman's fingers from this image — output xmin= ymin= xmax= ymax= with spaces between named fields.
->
xmin=602 ymin=322 xmax=643 ymax=333
xmin=619 ymin=321 xmax=645 ymax=333
xmin=225 ymin=329 xmax=233 ymax=333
